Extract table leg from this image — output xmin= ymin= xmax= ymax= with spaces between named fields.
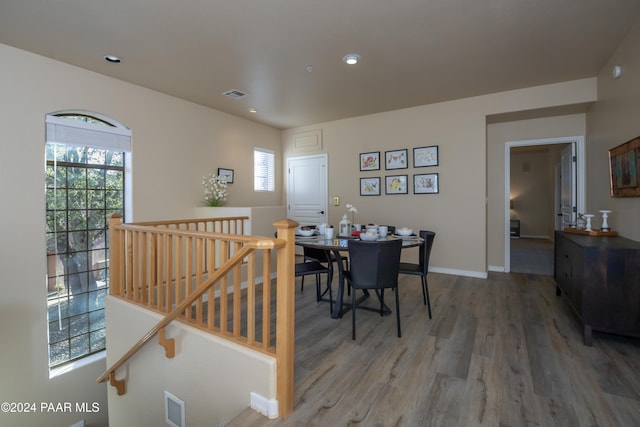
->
xmin=331 ymin=250 xmax=346 ymax=319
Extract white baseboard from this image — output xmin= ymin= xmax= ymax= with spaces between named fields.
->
xmin=429 ymin=266 xmax=488 ymax=279
xmin=519 ymin=234 xmax=552 ymax=240
xmin=250 ymin=392 xmax=279 ymax=419
xmin=488 ymin=265 xmax=505 ymax=272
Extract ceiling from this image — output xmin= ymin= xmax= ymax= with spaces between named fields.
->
xmin=2 ymin=0 xmax=640 ymax=130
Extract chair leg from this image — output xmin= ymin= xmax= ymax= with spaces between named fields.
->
xmin=328 ymin=276 xmax=333 ymax=315
xmin=420 ymin=274 xmax=427 ymax=306
xmin=315 ymin=274 xmax=321 ymax=302
xmin=422 ymin=275 xmax=432 ymax=319
xmin=300 ymin=276 xmax=304 ymax=292
xmin=394 ymin=287 xmax=401 ymax=337
xmin=379 ymin=289 xmax=385 ymax=316
xmin=352 ymin=288 xmax=357 ymax=340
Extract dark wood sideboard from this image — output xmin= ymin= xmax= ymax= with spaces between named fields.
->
xmin=554 ymin=230 xmax=640 ymax=345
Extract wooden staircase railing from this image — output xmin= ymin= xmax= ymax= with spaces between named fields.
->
xmin=97 ymin=214 xmax=298 ymax=417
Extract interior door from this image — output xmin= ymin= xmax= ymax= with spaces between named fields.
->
xmin=287 ymin=154 xmax=328 ymax=227
xmin=560 ymin=144 xmax=576 ymax=228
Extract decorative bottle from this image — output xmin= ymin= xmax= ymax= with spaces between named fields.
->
xmin=339 ymin=214 xmax=351 ymax=237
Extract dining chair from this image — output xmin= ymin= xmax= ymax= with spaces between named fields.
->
xmin=296 ymin=246 xmax=333 ymax=313
xmin=344 ymin=238 xmax=403 ymax=339
xmin=398 ymin=230 xmax=435 ymax=318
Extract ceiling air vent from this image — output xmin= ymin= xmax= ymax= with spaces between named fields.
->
xmin=222 ymin=89 xmax=247 ymax=99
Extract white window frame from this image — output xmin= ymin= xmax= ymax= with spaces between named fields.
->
xmin=254 ymin=147 xmax=275 ymax=192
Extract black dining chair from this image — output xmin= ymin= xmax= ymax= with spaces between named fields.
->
xmin=296 ymin=246 xmax=333 ymax=313
xmin=398 ymin=230 xmax=435 ymax=318
xmin=344 ymin=238 xmax=403 ymax=339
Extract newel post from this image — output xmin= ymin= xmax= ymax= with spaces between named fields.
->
xmin=273 ymin=218 xmax=299 ymax=418
xmin=108 ymin=214 xmax=123 ymax=297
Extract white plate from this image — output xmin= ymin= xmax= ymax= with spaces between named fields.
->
xmin=393 ymin=234 xmax=418 ymax=240
xmin=295 ymin=235 xmax=318 ymax=240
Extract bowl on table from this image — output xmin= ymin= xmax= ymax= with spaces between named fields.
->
xmin=395 ymin=227 xmax=413 ymax=236
xmin=360 ymin=231 xmax=379 ymax=241
xmin=296 ymin=227 xmax=316 ymax=237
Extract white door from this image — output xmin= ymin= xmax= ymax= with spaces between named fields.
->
xmin=287 ymin=154 xmax=328 ymax=227
xmin=560 ymin=144 xmax=576 ymax=228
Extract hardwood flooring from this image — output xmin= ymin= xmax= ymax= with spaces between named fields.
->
xmin=510 ymin=237 xmax=554 ymax=276
xmin=227 ymin=271 xmax=640 ymax=426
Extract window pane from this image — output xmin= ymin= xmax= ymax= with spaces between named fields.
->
xmin=45 ymin=117 xmax=125 ymax=368
xmin=254 ymin=148 xmax=275 ymax=192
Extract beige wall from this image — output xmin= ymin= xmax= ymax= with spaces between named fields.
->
xmin=284 ymin=81 xmax=596 ymax=277
xmin=105 ymin=297 xmax=276 ymax=427
xmin=0 ymin=43 xmax=281 ymax=427
xmin=486 ymin=115 xmax=586 ymax=269
xmin=586 ymin=18 xmax=640 ymax=241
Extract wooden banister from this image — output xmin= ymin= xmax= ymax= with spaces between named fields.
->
xmin=100 ymin=215 xmax=298 ymax=418
xmin=98 ymin=243 xmax=255 ymax=387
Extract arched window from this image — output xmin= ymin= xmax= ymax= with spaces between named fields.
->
xmin=45 ymin=112 xmax=131 ymax=370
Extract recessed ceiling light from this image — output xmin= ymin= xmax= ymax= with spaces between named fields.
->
xmin=342 ymin=54 xmax=360 ymax=65
xmin=249 ymin=108 xmax=257 ymax=114
xmin=104 ymin=55 xmax=122 ymax=64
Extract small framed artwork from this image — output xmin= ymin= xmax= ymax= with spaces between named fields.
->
xmin=360 ymin=151 xmax=380 ymax=171
xmin=413 ymin=145 xmax=439 ymax=167
xmin=385 ymin=175 xmax=408 ymax=194
xmin=360 ymin=177 xmax=381 ymax=196
xmin=609 ymin=135 xmax=640 ymax=197
xmin=385 ymin=149 xmax=408 ymax=170
xmin=218 ymin=168 xmax=234 ymax=184
xmin=414 ymin=173 xmax=439 ymax=194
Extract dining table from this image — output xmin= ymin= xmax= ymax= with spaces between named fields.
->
xmin=295 ymin=233 xmax=424 ymax=319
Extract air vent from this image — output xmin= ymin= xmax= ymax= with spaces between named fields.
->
xmin=222 ymin=89 xmax=247 ymax=99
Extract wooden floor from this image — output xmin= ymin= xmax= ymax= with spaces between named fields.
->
xmin=228 ymin=271 xmax=640 ymax=427
xmin=510 ymin=237 xmax=554 ymax=276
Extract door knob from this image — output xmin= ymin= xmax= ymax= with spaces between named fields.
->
xmin=319 ymin=210 xmax=325 ymax=214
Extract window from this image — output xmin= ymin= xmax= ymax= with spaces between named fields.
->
xmin=45 ymin=113 xmax=131 ymax=369
xmin=254 ymin=147 xmax=275 ymax=192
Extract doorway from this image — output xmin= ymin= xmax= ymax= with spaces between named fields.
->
xmin=286 ymin=154 xmax=328 ymax=226
xmin=504 ymin=136 xmax=585 ymax=273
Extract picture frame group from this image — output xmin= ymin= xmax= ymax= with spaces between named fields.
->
xmin=358 ymin=145 xmax=440 ymax=195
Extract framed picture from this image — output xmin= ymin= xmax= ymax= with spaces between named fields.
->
xmin=609 ymin=136 xmax=640 ymax=197
xmin=360 ymin=177 xmax=381 ymax=196
xmin=385 ymin=175 xmax=408 ymax=194
xmin=414 ymin=173 xmax=439 ymax=194
xmin=413 ymin=145 xmax=439 ymax=167
xmin=359 ymin=151 xmax=380 ymax=171
xmin=218 ymin=168 xmax=234 ymax=184
xmin=385 ymin=149 xmax=408 ymax=170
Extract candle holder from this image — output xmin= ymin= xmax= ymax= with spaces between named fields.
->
xmin=583 ymin=214 xmax=595 ymax=232
xmin=600 ymin=210 xmax=612 ymax=232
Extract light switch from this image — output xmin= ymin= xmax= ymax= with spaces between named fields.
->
xmin=333 ymin=196 xmax=340 ymax=206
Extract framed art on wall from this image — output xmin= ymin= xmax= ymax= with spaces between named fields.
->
xmin=414 ymin=173 xmax=439 ymax=194
xmin=360 ymin=177 xmax=381 ymax=196
xmin=385 ymin=175 xmax=408 ymax=194
xmin=359 ymin=152 xmax=380 ymax=171
xmin=413 ymin=145 xmax=439 ymax=167
xmin=385 ymin=149 xmax=408 ymax=170
xmin=218 ymin=168 xmax=234 ymax=184
xmin=609 ymin=135 xmax=640 ymax=197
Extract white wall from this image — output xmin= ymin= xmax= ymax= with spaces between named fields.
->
xmin=283 ymin=79 xmax=596 ymax=277
xmin=0 ymin=43 xmax=281 ymax=427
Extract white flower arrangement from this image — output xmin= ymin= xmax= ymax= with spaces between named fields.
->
xmin=346 ymin=203 xmax=358 ymax=223
xmin=202 ymin=173 xmax=229 ymax=207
